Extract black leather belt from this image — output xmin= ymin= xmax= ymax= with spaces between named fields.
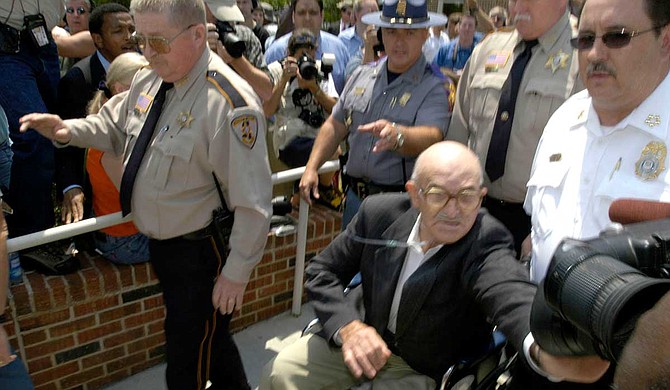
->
xmin=181 ymin=223 xmax=214 ymax=241
xmin=348 ymin=177 xmax=405 ymax=199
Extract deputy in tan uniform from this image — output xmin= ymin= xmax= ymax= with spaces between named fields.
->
xmin=19 ymin=0 xmax=271 ymax=388
xmin=448 ymin=0 xmax=582 ymax=255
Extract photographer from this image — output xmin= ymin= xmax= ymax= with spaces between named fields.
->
xmin=205 ymin=0 xmax=273 ymax=101
xmin=264 ymin=29 xmax=340 ymax=208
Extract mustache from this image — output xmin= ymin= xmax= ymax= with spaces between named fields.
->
xmin=586 ymin=61 xmax=616 ymax=77
xmin=435 ymin=212 xmax=460 ymax=223
xmin=514 ymin=13 xmax=531 ymax=23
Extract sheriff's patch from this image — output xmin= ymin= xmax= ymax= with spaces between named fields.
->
xmin=232 ymin=114 xmax=258 ymax=149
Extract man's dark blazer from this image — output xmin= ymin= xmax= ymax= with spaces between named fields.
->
xmin=305 ymin=193 xmax=536 ymax=381
xmin=55 ymin=53 xmax=106 ymax=200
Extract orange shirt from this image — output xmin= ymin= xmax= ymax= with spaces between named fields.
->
xmin=86 ymin=148 xmax=140 ymax=237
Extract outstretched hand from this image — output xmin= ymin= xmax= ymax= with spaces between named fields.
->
xmin=19 ymin=113 xmax=72 ymax=144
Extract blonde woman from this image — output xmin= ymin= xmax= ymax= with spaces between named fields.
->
xmin=86 ymin=52 xmax=150 ymax=264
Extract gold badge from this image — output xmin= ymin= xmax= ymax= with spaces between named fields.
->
xmin=354 ymin=87 xmax=365 ymax=96
xmin=231 ymin=114 xmax=258 ymax=149
xmin=134 ymin=92 xmax=153 ymax=114
xmin=396 ymin=0 xmax=406 ymax=16
xmin=545 ymin=50 xmax=570 ymax=74
xmin=399 ymin=93 xmax=411 ymax=107
xmin=635 ymin=141 xmax=666 ymax=181
xmin=176 ymin=111 xmax=194 ymax=128
xmin=549 ymin=153 xmax=562 ymax=162
xmin=645 ymin=114 xmax=661 ymax=128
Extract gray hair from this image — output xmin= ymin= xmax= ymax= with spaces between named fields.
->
xmin=130 ymin=0 xmax=206 ymax=28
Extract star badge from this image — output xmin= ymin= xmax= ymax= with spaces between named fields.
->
xmin=545 ymin=50 xmax=570 ymax=74
xmin=645 ymin=114 xmax=661 ymax=128
xmin=176 ymin=111 xmax=194 ymax=128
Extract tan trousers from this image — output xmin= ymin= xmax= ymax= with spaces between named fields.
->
xmin=259 ymin=334 xmax=436 ymax=390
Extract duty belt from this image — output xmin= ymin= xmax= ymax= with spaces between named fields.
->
xmin=181 ymin=223 xmax=215 ymax=241
xmin=348 ymin=176 xmax=405 ymax=200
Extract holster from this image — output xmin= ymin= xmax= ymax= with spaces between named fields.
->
xmin=0 ymin=22 xmax=20 ymax=54
xmin=211 ymin=206 xmax=234 ymax=258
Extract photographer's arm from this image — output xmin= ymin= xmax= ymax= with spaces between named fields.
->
xmin=263 ymin=64 xmax=291 ymax=118
xmin=52 ymin=28 xmax=96 ymax=58
xmin=227 ymin=56 xmax=273 ymax=102
xmin=525 ymin=337 xmax=610 ymax=383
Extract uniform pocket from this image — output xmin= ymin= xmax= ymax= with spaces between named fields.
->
xmin=527 ymin=161 xmax=569 ymax=239
xmin=469 ymin=74 xmax=506 ymax=121
xmin=152 ymin=139 xmax=194 ymax=190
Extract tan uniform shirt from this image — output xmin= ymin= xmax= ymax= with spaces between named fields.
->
xmin=1 ymin=0 xmax=65 ymax=31
xmin=65 ymin=49 xmax=272 ymax=283
xmin=448 ymin=11 xmax=583 ymax=202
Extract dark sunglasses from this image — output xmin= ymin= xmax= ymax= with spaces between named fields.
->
xmin=66 ymin=6 xmax=87 ymax=15
xmin=570 ymin=26 xmax=660 ymax=50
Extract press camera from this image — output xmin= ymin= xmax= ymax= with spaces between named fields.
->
xmin=214 ymin=20 xmax=246 ymax=58
xmin=531 ymin=218 xmax=670 ymax=361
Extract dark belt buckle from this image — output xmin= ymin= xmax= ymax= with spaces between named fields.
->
xmin=355 ymin=181 xmax=368 ymax=199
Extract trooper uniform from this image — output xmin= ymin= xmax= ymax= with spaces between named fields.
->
xmin=64 ymin=48 xmax=272 ymax=389
xmin=448 ymin=11 xmax=582 ymax=250
xmin=335 ymin=55 xmax=452 ymax=226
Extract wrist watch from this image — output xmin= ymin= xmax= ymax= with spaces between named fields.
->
xmin=392 ymin=122 xmax=405 ymax=150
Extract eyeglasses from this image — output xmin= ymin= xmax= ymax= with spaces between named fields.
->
xmin=418 ymin=186 xmax=483 ymax=212
xmin=130 ymin=24 xmax=196 ymax=54
xmin=570 ymin=26 xmax=661 ymax=50
xmin=66 ymin=6 xmax=87 ymax=15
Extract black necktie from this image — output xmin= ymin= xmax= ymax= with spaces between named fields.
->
xmin=120 ymin=81 xmax=173 ymax=216
xmin=485 ymin=40 xmax=539 ymax=182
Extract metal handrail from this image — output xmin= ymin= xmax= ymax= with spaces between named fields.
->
xmin=6 ymin=160 xmax=340 ymax=315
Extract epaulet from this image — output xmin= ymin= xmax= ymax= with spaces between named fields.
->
xmin=206 ymin=70 xmax=248 ymax=108
xmin=428 ymin=62 xmax=447 ymax=81
xmin=427 ymin=63 xmax=456 ymax=112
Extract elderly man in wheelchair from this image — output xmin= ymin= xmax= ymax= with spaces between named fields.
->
xmin=260 ymin=142 xmax=609 ymax=390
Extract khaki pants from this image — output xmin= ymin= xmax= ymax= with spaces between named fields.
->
xmin=259 ymin=334 xmax=436 ymax=390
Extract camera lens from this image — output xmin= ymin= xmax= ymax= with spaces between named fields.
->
xmin=298 ymin=55 xmax=318 ymax=80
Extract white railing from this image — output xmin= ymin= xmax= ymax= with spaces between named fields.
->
xmin=6 ymin=160 xmax=340 ymax=316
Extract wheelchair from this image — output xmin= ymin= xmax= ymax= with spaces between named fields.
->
xmin=301 ymin=274 xmax=517 ymax=390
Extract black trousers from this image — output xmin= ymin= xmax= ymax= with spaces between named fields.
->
xmin=482 ymin=196 xmax=531 ymax=256
xmin=150 ymin=236 xmax=250 ymax=390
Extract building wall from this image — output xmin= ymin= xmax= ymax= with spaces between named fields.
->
xmin=2 ymin=206 xmax=341 ymax=389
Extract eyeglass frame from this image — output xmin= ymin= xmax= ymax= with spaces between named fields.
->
xmin=66 ymin=6 xmax=88 ymax=15
xmin=130 ymin=24 xmax=197 ymax=54
xmin=417 ymin=185 xmax=484 ymax=212
xmin=570 ymin=24 xmax=668 ymax=50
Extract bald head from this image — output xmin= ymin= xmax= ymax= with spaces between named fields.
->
xmin=412 ymin=141 xmax=483 ymax=188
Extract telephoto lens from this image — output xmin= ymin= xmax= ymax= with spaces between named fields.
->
xmin=297 ymin=54 xmax=318 ymax=80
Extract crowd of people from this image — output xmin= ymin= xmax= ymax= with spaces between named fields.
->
xmin=1 ymin=0 xmax=670 ymax=388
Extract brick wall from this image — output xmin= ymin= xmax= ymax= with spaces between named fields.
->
xmin=1 ymin=205 xmax=341 ymax=389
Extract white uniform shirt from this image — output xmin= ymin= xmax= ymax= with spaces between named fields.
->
xmin=524 ymin=70 xmax=670 ymax=282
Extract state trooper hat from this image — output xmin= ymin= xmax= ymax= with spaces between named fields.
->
xmin=205 ymin=0 xmax=245 ymax=23
xmin=362 ymin=0 xmax=448 ymax=29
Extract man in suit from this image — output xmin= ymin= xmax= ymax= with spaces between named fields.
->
xmin=260 ymin=141 xmax=609 ymax=389
xmin=56 ymin=2 xmax=136 ymax=224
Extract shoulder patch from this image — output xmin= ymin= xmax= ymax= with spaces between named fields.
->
xmin=206 ymin=70 xmax=248 ymax=109
xmin=231 ymin=109 xmax=259 ymax=149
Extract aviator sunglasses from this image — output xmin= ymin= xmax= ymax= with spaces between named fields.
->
xmin=66 ymin=6 xmax=87 ymax=15
xmin=130 ymin=24 xmax=195 ymax=54
xmin=570 ymin=25 xmax=664 ymax=50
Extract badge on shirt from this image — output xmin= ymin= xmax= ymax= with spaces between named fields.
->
xmin=545 ymin=50 xmax=570 ymax=74
xmin=135 ymin=92 xmax=153 ymax=114
xmin=177 ymin=111 xmax=194 ymax=128
xmin=399 ymin=93 xmax=411 ymax=107
xmin=484 ymin=51 xmax=510 ymax=73
xmin=645 ymin=114 xmax=662 ymax=128
xmin=635 ymin=141 xmax=666 ymax=181
xmin=231 ymin=114 xmax=258 ymax=149
xmin=549 ymin=153 xmax=562 ymax=162
xmin=354 ymin=87 xmax=365 ymax=96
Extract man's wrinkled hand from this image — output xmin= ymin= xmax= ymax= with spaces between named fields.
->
xmin=535 ymin=343 xmax=610 ymax=383
xmin=339 ymin=320 xmax=391 ymax=379
xmin=212 ymin=274 xmax=247 ymax=315
xmin=61 ymin=187 xmax=85 ymax=224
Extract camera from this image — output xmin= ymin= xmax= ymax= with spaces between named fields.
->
xmin=297 ymin=54 xmax=319 ymax=80
xmin=298 ymin=109 xmax=325 ymax=128
xmin=214 ymin=20 xmax=246 ymax=59
xmin=530 ymin=218 xmax=670 ymax=361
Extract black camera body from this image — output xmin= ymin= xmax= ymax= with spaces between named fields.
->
xmin=214 ymin=20 xmax=246 ymax=59
xmin=531 ymin=218 xmax=670 ymax=361
xmin=297 ymin=54 xmax=319 ymax=80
